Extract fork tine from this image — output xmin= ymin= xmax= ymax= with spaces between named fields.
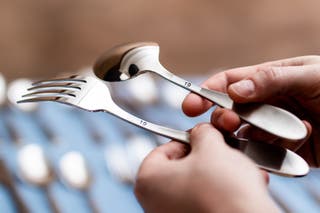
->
xmin=17 ymin=96 xmax=63 ymax=104
xmin=32 ymin=77 xmax=86 ymax=86
xmin=22 ymin=90 xmax=76 ymax=98
xmin=27 ymin=84 xmax=81 ymax=91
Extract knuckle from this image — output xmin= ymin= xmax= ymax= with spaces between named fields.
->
xmin=256 ymin=66 xmax=280 ymax=82
xmin=191 ymin=123 xmax=212 ymax=134
xmin=211 ymin=108 xmax=223 ymax=124
xmin=248 ymin=66 xmax=282 ymax=98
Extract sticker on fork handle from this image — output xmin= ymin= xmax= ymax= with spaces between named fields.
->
xmin=184 ymin=81 xmax=192 ymax=88
xmin=140 ymin=120 xmax=148 ymax=126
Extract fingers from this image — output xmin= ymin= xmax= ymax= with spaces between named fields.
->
xmin=143 ymin=141 xmax=189 ymax=165
xmin=182 ymin=55 xmax=320 ymax=117
xmin=227 ymin=65 xmax=320 ymax=103
xmin=260 ymin=55 xmax=320 ymax=67
xmin=189 ymin=123 xmax=227 ymax=153
xmin=182 ymin=70 xmax=235 ymax=117
xmin=182 ymin=92 xmax=213 ymax=117
xmin=211 ymin=107 xmax=241 ymax=132
xmin=201 ymin=56 xmax=320 ymax=93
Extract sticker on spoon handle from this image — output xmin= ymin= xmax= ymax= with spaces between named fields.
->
xmin=165 ymin=74 xmax=202 ymax=93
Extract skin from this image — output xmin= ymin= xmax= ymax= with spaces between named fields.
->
xmin=182 ymin=55 xmax=320 ymax=166
xmin=135 ymin=55 xmax=320 ymax=212
xmin=135 ymin=123 xmax=278 ymax=213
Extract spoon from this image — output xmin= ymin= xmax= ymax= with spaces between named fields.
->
xmin=59 ymin=151 xmax=99 ymax=213
xmin=17 ymin=144 xmax=60 ymax=213
xmin=93 ymin=42 xmax=307 ymax=141
xmin=0 ymin=159 xmax=29 ymax=213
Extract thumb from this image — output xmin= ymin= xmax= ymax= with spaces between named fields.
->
xmin=189 ymin=123 xmax=227 ymax=153
xmin=227 ymin=65 xmax=320 ymax=103
xmin=143 ymin=141 xmax=190 ymax=164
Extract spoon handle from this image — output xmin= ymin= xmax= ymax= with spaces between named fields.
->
xmin=157 ymin=70 xmax=307 ymax=140
xmin=105 ymin=103 xmax=308 ymax=177
xmin=0 ymin=160 xmax=30 ymax=213
xmin=44 ymin=186 xmax=60 ymax=213
xmin=84 ymin=191 xmax=100 ymax=213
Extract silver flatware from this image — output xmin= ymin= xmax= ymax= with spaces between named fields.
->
xmin=0 ymin=159 xmax=29 ymax=213
xmin=93 ymin=42 xmax=307 ymax=141
xmin=59 ymin=151 xmax=99 ymax=213
xmin=17 ymin=144 xmax=60 ymax=213
xmin=18 ymin=75 xmax=309 ymax=177
xmin=3 ymin=113 xmax=59 ymax=213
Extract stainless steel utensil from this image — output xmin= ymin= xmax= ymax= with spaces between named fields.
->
xmin=17 ymin=144 xmax=60 ymax=213
xmin=0 ymin=159 xmax=29 ymax=213
xmin=18 ymin=75 xmax=309 ymax=176
xmin=59 ymin=151 xmax=99 ymax=213
xmin=93 ymin=42 xmax=307 ymax=141
xmin=3 ymin=112 xmax=60 ymax=213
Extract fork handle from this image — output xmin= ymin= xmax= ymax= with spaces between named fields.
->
xmin=108 ymin=106 xmax=190 ymax=142
xmin=107 ymin=105 xmax=308 ymax=177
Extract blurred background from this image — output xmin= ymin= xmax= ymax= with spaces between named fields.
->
xmin=1 ymin=0 xmax=320 ymax=80
xmin=1 ymin=0 xmax=320 ymax=213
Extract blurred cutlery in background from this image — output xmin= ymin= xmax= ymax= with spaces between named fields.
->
xmin=104 ymin=144 xmax=135 ymax=184
xmin=0 ymin=159 xmax=29 ymax=213
xmin=59 ymin=151 xmax=99 ymax=213
xmin=17 ymin=144 xmax=60 ymax=213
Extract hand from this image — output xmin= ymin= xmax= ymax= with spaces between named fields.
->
xmin=135 ymin=124 xmax=278 ymax=213
xmin=182 ymin=55 xmax=320 ymax=166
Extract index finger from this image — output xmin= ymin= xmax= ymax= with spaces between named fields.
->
xmin=182 ymin=55 xmax=316 ymax=117
xmin=182 ymin=66 xmax=254 ymax=117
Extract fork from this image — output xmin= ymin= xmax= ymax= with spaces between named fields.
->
xmin=18 ymin=75 xmax=309 ymax=177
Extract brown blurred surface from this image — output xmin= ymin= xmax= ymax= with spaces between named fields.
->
xmin=1 ymin=0 xmax=320 ymax=80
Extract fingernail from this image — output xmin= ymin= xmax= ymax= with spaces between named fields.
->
xmin=229 ymin=80 xmax=255 ymax=97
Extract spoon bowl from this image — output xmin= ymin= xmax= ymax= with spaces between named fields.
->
xmin=59 ymin=151 xmax=91 ymax=190
xmin=59 ymin=151 xmax=99 ymax=213
xmin=94 ymin=42 xmax=159 ymax=81
xmin=17 ymin=144 xmax=59 ymax=213
xmin=17 ymin=144 xmax=53 ymax=186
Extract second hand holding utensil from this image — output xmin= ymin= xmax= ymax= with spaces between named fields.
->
xmin=18 ymin=75 xmax=309 ymax=177
xmin=93 ymin=42 xmax=307 ymax=141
